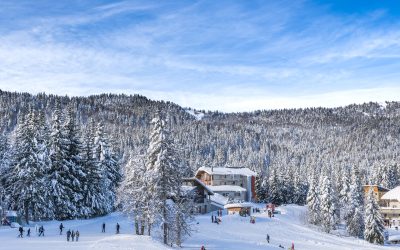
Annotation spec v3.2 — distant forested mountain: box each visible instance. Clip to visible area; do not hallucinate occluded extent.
[1,90,400,205]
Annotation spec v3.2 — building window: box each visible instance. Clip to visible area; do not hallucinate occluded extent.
[235,192,241,196]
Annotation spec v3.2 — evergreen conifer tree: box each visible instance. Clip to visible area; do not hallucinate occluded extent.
[320,174,338,232]
[364,188,385,244]
[307,172,320,225]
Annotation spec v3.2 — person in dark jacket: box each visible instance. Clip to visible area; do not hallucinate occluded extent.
[27,228,31,237]
[102,223,106,233]
[59,223,64,235]
[71,230,75,241]
[76,230,80,242]
[38,226,45,236]
[266,234,270,243]
[67,229,71,241]
[18,227,24,238]
[116,223,120,234]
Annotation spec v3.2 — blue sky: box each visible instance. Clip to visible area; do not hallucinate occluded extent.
[0,0,400,112]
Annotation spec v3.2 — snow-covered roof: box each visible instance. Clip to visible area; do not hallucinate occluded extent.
[210,193,229,207]
[182,177,214,195]
[196,167,257,177]
[224,202,253,209]
[381,186,400,201]
[209,185,247,192]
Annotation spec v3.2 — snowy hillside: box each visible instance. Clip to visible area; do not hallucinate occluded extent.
[185,204,398,250]
[185,108,205,121]
[1,205,398,250]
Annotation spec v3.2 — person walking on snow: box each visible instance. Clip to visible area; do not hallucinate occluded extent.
[59,223,64,235]
[18,226,24,238]
[71,230,75,241]
[27,228,31,237]
[266,234,270,243]
[116,223,120,234]
[38,226,44,236]
[66,229,71,242]
[211,214,214,223]
[102,222,106,233]
[76,230,80,242]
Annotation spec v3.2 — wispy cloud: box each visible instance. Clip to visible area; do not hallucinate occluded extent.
[0,0,399,111]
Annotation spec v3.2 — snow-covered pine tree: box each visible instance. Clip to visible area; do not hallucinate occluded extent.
[306,172,320,225]
[320,174,338,232]
[339,166,351,219]
[168,161,195,247]
[63,105,87,217]
[145,112,183,245]
[293,167,307,205]
[49,104,77,220]
[10,110,52,222]
[381,163,398,189]
[82,119,106,217]
[364,187,385,244]
[94,122,121,214]
[255,175,267,203]
[119,153,149,235]
[0,133,11,207]
[267,167,281,205]
[345,166,364,238]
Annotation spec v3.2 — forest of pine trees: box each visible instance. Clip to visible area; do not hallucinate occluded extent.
[0,90,399,244]
[0,104,120,222]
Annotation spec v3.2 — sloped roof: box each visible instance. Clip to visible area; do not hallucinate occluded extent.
[182,177,214,195]
[196,167,257,177]
[210,193,229,207]
[224,202,253,209]
[381,186,400,200]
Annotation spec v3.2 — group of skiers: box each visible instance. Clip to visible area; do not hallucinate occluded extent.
[17,225,44,238]
[66,229,80,242]
[17,222,123,241]
[60,223,79,242]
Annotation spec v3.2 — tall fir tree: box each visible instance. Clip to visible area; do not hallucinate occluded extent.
[307,172,320,225]
[10,110,53,222]
[268,168,281,205]
[118,153,149,235]
[345,166,364,238]
[94,122,121,214]
[320,174,338,232]
[64,105,87,216]
[145,113,185,245]
[82,119,106,217]
[49,104,77,220]
[364,188,385,244]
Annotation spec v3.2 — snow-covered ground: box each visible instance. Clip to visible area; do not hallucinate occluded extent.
[184,204,400,250]
[185,109,205,121]
[0,212,168,250]
[1,205,399,250]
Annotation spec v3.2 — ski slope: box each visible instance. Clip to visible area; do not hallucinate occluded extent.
[0,212,168,250]
[1,205,398,249]
[185,204,399,250]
